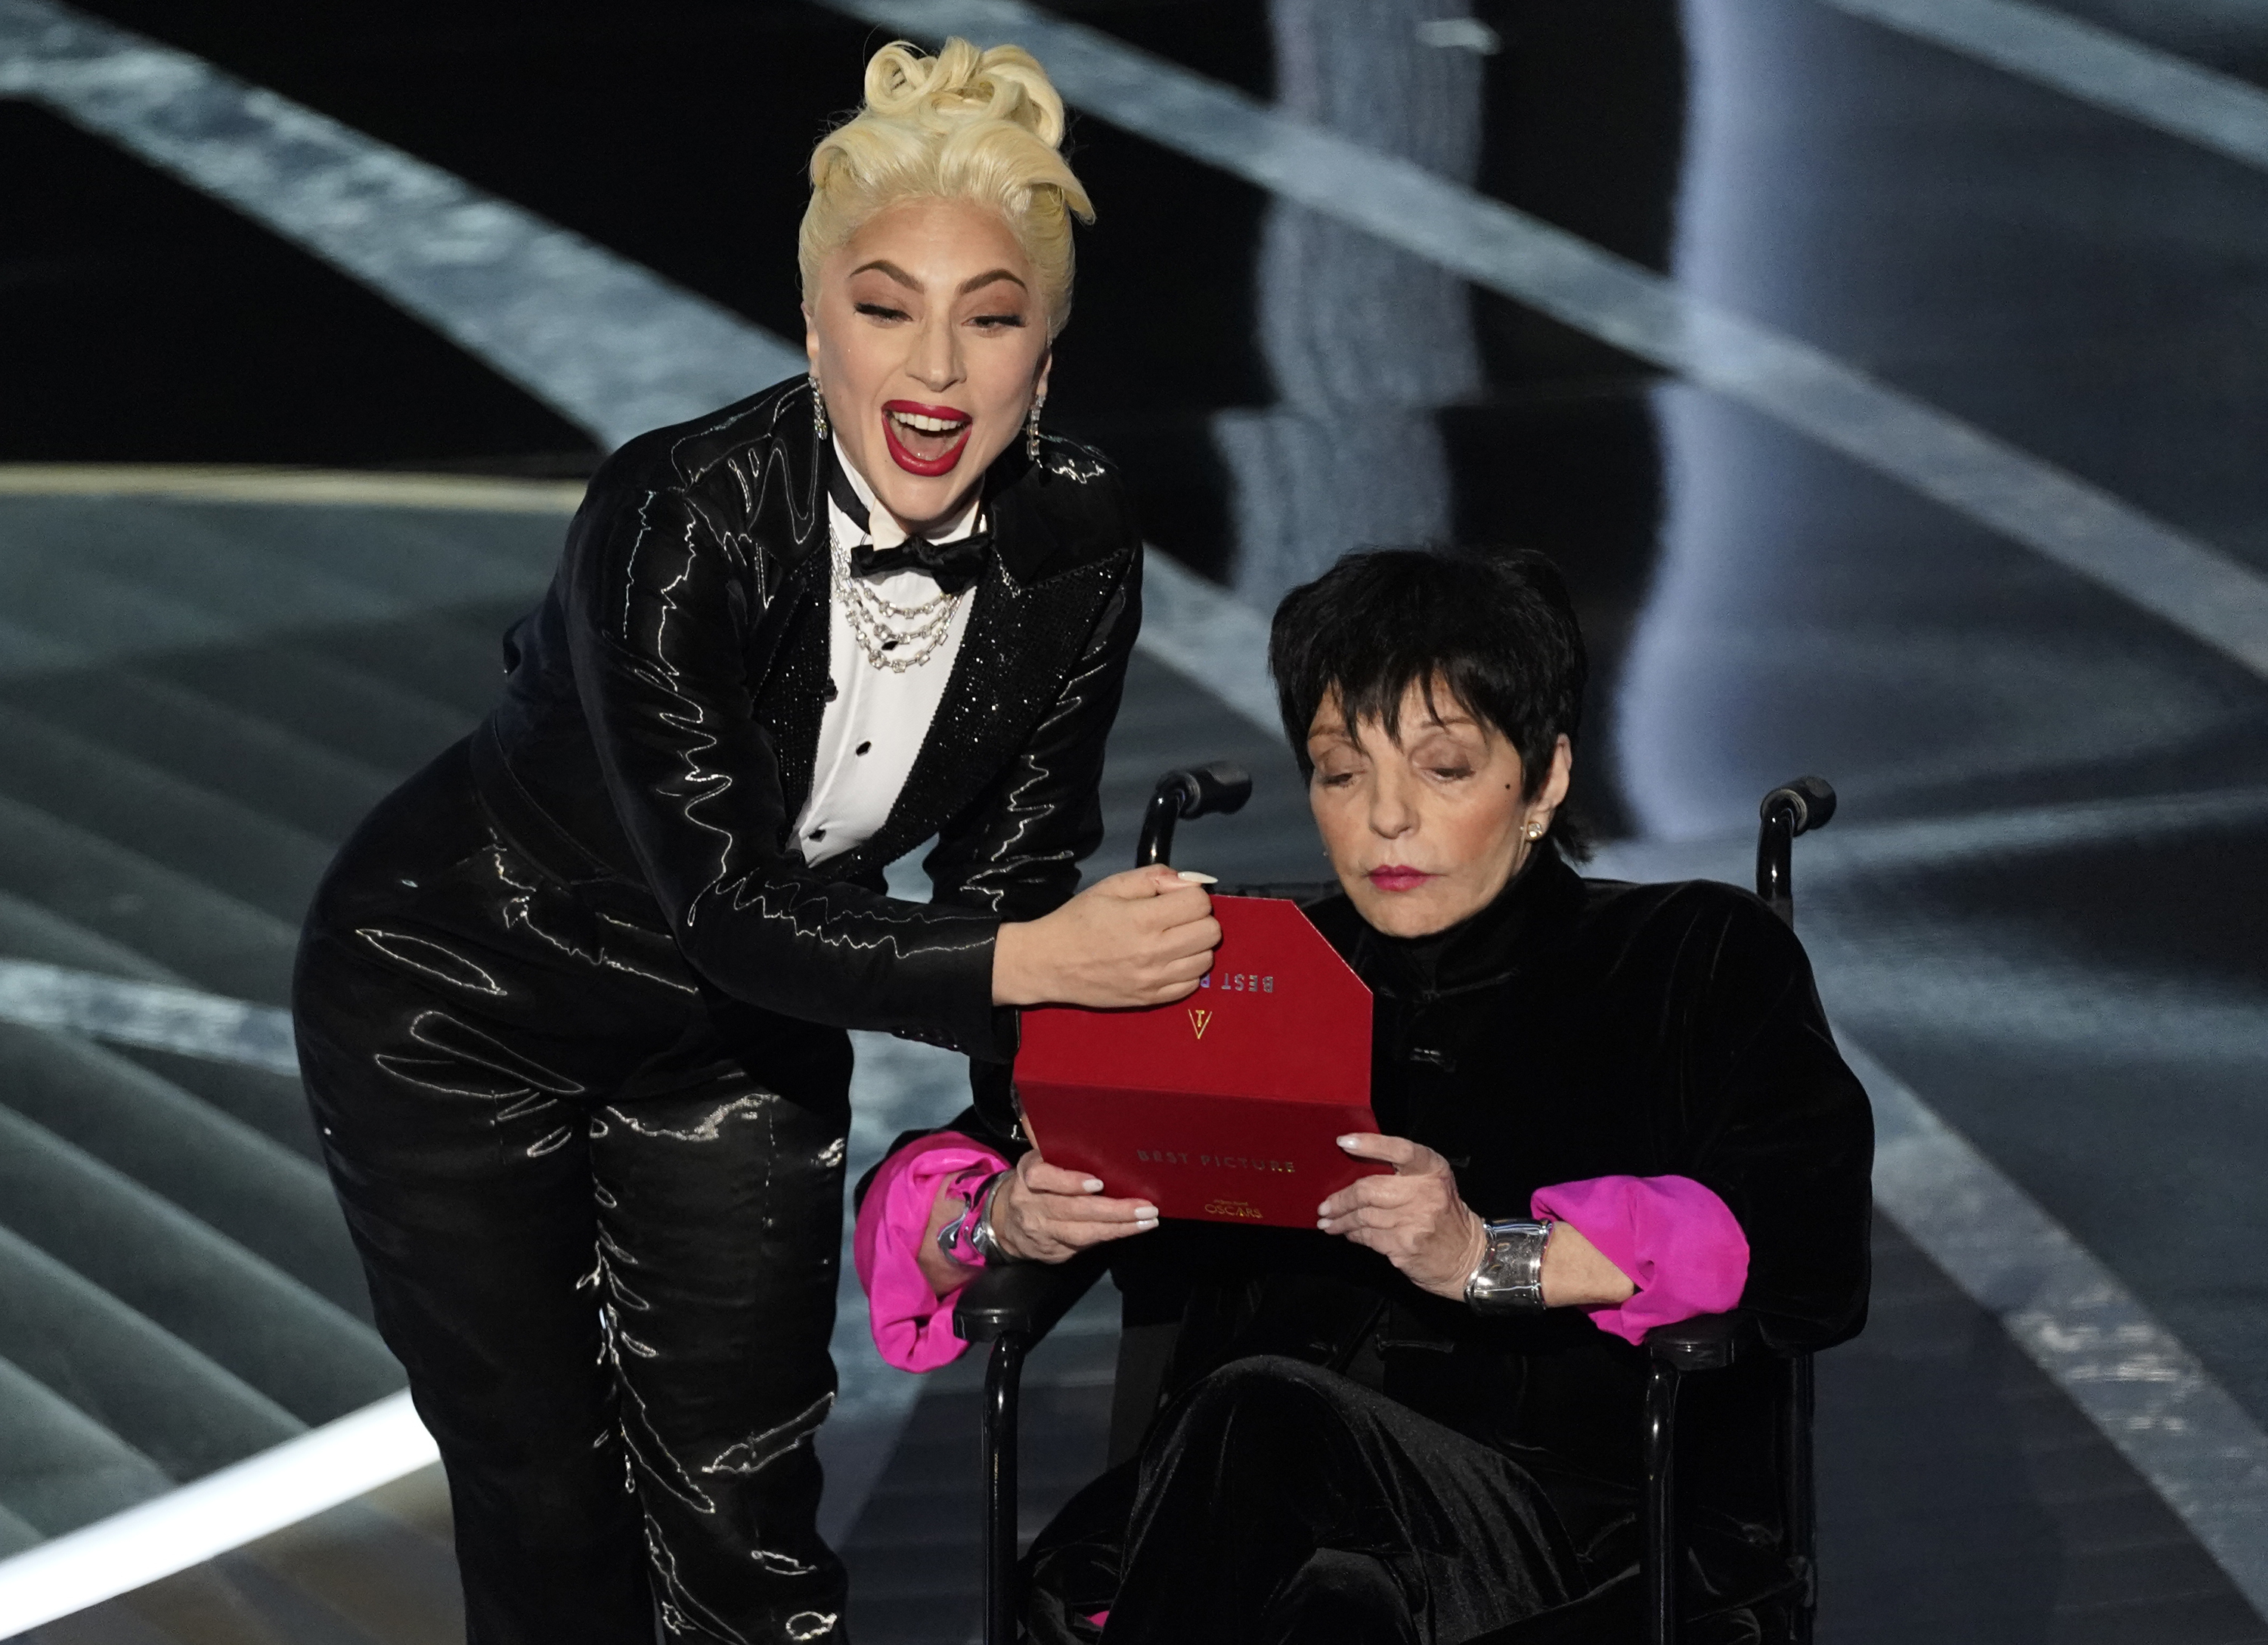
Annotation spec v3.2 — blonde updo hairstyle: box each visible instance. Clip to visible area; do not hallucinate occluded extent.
[800,39,1094,338]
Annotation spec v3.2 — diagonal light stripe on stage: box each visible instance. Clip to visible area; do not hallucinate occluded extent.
[0,0,802,450]
[1849,1042,2268,1604]
[1811,0,2268,176]
[0,1391,436,1640]
[0,959,301,1074]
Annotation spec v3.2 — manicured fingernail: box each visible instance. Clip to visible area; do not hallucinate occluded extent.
[1135,1206,1158,1219]
[1336,1135,1358,1148]
[1136,1217,1159,1230]
[1176,870,1217,884]
[1081,1178,1105,1193]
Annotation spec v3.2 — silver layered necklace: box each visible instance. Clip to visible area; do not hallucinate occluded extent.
[830,530,969,673]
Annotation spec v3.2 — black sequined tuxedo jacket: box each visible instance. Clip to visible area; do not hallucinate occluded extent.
[291,376,1142,1645]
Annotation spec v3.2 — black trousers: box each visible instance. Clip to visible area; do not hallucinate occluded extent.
[1026,1356,1588,1645]
[295,742,855,1644]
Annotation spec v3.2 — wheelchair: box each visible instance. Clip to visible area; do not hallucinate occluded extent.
[953,766,1839,1645]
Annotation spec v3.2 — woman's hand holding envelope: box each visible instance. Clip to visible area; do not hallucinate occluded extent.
[992,865,1221,1008]
[916,1149,1160,1293]
[989,1151,1162,1260]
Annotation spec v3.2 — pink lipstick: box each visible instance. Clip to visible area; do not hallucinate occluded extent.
[1366,866,1436,893]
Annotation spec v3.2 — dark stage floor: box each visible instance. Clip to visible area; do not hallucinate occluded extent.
[2,1,2266,1640]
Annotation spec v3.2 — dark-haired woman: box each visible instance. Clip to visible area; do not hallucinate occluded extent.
[853,548,1873,1643]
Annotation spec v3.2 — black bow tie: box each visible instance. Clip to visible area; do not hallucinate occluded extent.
[826,451,991,596]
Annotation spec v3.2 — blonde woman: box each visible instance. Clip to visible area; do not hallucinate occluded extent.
[293,40,1216,1644]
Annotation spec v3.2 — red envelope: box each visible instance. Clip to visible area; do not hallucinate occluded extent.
[1015,896,1383,1226]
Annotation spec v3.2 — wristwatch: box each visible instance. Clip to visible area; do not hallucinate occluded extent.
[936,1169,1012,1269]
[1464,1217,1553,1313]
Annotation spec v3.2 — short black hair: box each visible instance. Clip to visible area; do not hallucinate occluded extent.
[1269,546,1588,844]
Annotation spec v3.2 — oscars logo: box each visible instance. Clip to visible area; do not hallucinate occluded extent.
[1188,1008,1212,1040]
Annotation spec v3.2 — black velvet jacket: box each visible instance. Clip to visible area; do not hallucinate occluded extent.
[476,376,1141,1064]
[891,854,1873,1613]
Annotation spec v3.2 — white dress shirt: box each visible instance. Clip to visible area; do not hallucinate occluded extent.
[791,441,980,866]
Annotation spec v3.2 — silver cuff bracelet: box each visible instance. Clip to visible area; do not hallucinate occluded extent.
[1464,1218,1553,1313]
[936,1169,1011,1269]
[967,1171,1014,1265]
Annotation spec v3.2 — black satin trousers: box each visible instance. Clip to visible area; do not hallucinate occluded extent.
[294,742,855,1645]
[1025,1356,1588,1645]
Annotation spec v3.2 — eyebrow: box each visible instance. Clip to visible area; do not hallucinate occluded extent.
[849,259,919,289]
[1311,714,1481,754]
[959,268,1027,296]
[847,261,1027,299]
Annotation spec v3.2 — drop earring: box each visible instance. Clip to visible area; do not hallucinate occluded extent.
[1026,394,1046,461]
[809,373,829,442]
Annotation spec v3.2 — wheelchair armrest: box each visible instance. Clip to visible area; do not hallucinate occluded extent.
[1644,1310,1765,1372]
[953,1247,1111,1345]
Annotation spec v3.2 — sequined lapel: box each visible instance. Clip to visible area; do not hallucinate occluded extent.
[750,556,830,833]
[841,562,1064,874]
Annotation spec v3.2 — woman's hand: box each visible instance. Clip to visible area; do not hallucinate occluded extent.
[992,866,1220,1008]
[1317,1135,1487,1301]
[989,1149,1160,1262]
[1317,1135,1639,1308]
[917,1149,1157,1293]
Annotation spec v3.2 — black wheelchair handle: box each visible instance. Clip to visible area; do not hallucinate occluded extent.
[1758,775,1837,835]
[1185,759,1254,816]
[1644,1309,1763,1372]
[1756,777,1833,928]
[1136,761,1253,867]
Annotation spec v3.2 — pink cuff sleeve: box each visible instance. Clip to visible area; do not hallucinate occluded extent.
[1529,1175,1749,1346]
[853,1133,1011,1373]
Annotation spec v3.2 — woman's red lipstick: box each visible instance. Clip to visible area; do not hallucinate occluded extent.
[881,399,974,476]
[1367,866,1436,892]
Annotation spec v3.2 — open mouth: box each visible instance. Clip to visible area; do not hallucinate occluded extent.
[881,400,974,476]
